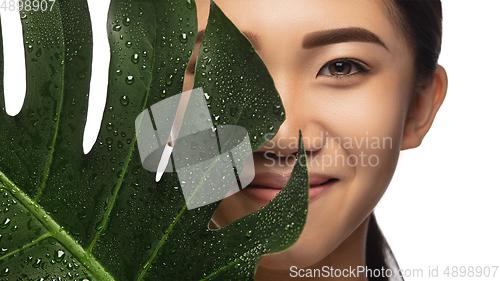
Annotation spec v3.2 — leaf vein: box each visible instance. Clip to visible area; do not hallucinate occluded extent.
[33,4,66,204]
[0,171,115,280]
[87,10,159,254]
[0,233,51,261]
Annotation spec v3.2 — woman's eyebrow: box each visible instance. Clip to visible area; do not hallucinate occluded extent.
[196,29,260,49]
[302,27,388,51]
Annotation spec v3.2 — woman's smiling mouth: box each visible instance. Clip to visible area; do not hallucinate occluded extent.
[242,173,339,205]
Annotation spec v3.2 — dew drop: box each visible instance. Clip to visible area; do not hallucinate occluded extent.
[125,75,135,85]
[77,70,87,79]
[131,53,139,64]
[120,95,130,106]
[179,33,188,43]
[186,0,195,9]
[125,41,132,48]
[106,123,114,131]
[35,48,42,57]
[0,218,10,229]
[55,250,65,262]
[204,93,211,104]
[123,17,131,26]
[0,268,8,277]
[32,258,42,268]
[279,112,285,121]
[95,218,105,231]
[190,141,198,150]
[113,25,122,31]
[116,69,123,76]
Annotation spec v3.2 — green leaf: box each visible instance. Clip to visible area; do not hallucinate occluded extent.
[193,1,285,151]
[0,0,308,280]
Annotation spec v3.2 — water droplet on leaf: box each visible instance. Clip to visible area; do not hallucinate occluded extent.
[186,0,195,9]
[77,70,86,79]
[132,53,139,64]
[0,218,10,229]
[179,33,188,43]
[125,76,135,85]
[55,250,65,262]
[120,95,130,106]
[32,258,42,268]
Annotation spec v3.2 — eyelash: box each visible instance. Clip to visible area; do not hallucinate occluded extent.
[317,58,370,79]
[187,57,370,80]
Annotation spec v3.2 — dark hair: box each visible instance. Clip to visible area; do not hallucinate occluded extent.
[383,0,443,88]
[366,1,443,280]
[366,214,402,281]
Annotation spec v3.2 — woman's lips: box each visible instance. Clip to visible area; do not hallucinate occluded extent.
[241,173,339,205]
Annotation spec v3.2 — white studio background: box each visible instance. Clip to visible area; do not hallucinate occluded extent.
[2,1,499,280]
[376,1,500,280]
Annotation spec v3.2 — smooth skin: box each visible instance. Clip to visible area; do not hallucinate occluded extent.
[184,0,447,280]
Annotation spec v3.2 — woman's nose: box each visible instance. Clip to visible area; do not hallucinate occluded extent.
[255,77,327,157]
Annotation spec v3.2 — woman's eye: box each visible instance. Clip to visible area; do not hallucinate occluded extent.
[317,59,369,78]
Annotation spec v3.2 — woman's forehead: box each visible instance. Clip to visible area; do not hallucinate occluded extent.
[196,0,400,51]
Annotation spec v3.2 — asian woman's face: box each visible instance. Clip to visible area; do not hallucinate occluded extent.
[186,0,416,270]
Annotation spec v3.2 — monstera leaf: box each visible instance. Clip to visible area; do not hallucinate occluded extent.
[0,0,309,280]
